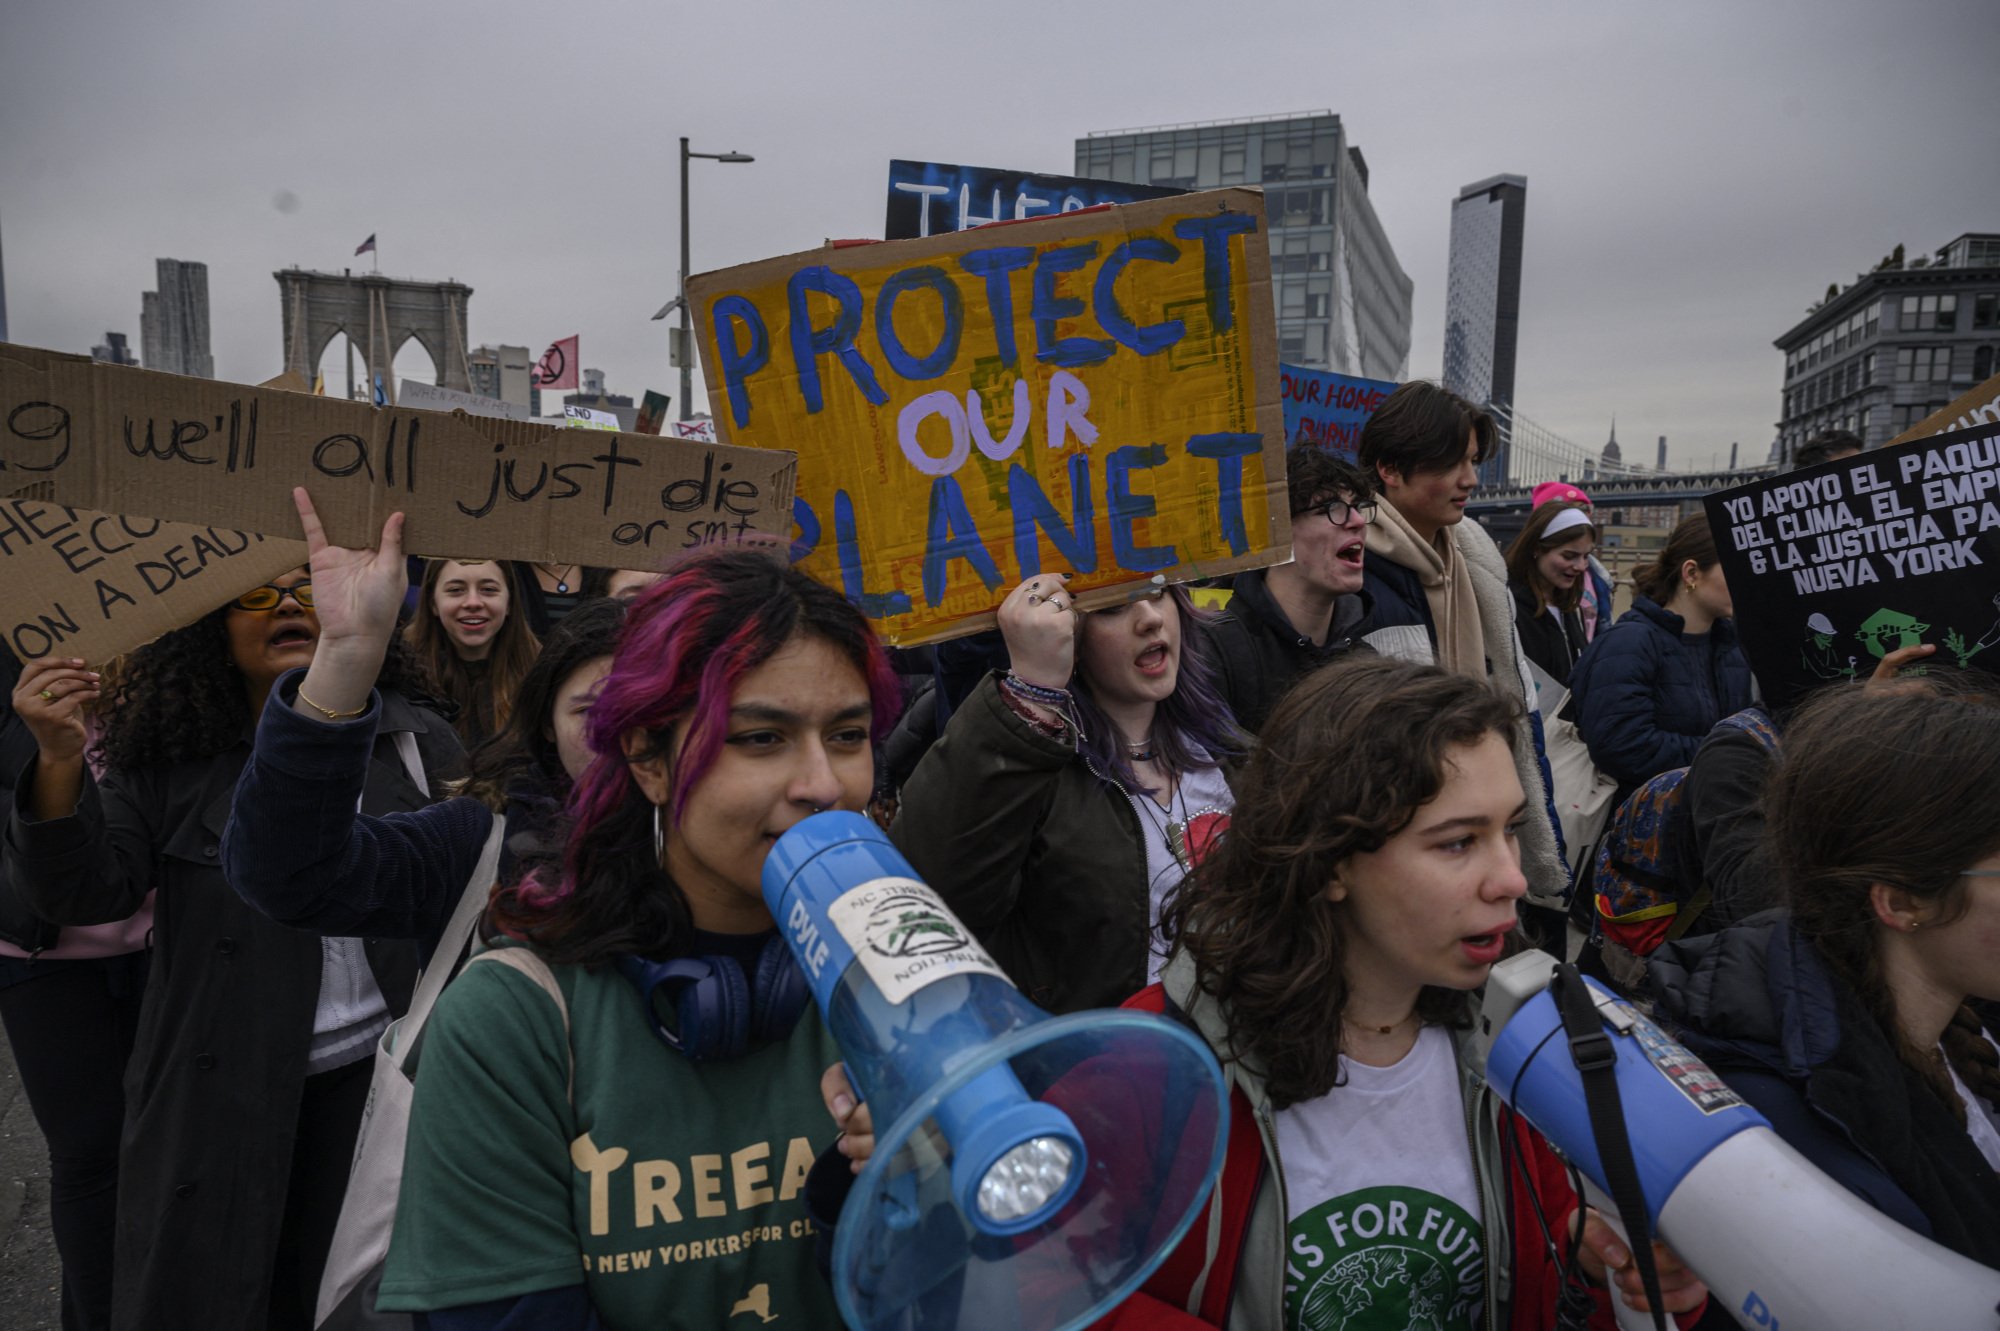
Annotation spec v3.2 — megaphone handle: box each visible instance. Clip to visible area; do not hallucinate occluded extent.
[1580,1180,1660,1331]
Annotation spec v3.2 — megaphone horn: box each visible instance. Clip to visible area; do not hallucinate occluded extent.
[764,813,1230,1331]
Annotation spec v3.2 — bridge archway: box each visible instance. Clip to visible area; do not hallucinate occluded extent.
[277,269,473,406]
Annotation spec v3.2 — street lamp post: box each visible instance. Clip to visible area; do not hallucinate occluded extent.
[679,137,754,421]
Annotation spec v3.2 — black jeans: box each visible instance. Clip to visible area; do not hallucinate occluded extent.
[0,952,150,1331]
[266,1053,374,1330]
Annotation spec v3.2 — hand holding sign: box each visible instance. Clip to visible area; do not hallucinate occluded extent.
[291,487,406,718]
[11,655,100,822]
[997,573,1075,690]
[11,656,100,763]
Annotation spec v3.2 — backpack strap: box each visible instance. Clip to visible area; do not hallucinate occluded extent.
[465,948,575,1102]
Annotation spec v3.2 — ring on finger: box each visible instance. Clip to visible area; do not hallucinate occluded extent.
[36,688,54,702]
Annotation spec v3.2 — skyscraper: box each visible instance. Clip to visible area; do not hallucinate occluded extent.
[139,258,213,377]
[1443,175,1527,482]
[1074,111,1412,380]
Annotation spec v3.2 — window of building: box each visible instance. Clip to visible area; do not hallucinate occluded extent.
[1220,146,1244,179]
[1897,346,1953,381]
[1900,293,1960,331]
[1977,345,1996,381]
[1858,406,1872,439]
[1975,294,1999,329]
[1280,331,1306,359]
[1845,359,1860,394]
[1864,351,1875,386]
[1866,302,1880,337]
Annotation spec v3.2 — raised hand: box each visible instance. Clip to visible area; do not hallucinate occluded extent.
[996,573,1077,689]
[11,657,101,765]
[293,487,407,651]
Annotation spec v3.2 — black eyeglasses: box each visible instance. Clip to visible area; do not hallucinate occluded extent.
[1311,496,1377,527]
[232,581,314,611]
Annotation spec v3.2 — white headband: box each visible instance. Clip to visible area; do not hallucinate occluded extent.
[1542,507,1594,540]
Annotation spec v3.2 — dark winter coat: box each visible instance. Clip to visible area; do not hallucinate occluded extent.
[1678,715,1785,934]
[890,672,1157,1014]
[1200,570,1370,735]
[1509,579,1587,690]
[1568,596,1754,799]
[3,687,461,1330]
[1648,915,2000,1267]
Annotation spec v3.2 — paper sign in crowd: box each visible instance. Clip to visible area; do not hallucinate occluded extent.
[690,188,1290,644]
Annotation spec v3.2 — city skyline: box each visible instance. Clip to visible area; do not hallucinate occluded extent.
[1,0,1991,475]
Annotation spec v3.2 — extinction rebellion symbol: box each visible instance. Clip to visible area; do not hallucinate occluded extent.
[863,890,971,960]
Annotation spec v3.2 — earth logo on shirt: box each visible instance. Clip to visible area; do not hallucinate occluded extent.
[1284,1185,1484,1330]
[862,890,972,959]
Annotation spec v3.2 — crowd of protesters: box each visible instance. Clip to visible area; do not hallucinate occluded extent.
[0,396,1992,1330]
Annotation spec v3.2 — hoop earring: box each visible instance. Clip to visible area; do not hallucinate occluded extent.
[652,804,664,862]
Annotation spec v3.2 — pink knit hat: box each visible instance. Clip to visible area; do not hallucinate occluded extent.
[1532,481,1592,509]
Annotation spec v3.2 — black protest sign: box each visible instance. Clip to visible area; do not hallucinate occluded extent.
[1704,421,2000,708]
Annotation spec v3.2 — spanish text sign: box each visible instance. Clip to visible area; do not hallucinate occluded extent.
[690,189,1289,645]
[1704,421,2000,709]
[0,344,797,568]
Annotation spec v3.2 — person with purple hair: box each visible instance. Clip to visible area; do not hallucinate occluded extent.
[890,574,1244,1014]
[221,490,903,1329]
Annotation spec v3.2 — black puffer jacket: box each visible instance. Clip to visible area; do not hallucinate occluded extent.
[1201,570,1370,735]
[1648,914,2000,1267]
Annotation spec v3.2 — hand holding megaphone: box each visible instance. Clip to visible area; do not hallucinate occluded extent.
[768,813,1229,1331]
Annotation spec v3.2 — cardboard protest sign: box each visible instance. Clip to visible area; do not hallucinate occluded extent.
[886,160,1184,240]
[1704,420,2000,708]
[0,343,797,569]
[691,188,1289,645]
[0,498,305,664]
[563,405,621,431]
[1279,364,1396,462]
[399,379,537,423]
[669,419,718,442]
[1887,368,2000,446]
[635,390,671,436]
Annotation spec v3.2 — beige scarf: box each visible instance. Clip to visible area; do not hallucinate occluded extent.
[1366,498,1486,676]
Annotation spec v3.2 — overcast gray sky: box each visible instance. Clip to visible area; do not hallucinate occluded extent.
[3,0,1993,473]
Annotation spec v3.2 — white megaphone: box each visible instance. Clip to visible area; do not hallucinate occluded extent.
[763,812,1230,1331]
[1471,951,2000,1331]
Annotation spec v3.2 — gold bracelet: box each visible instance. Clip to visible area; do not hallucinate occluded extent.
[295,685,367,721]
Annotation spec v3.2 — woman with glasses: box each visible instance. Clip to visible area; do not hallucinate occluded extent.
[3,565,462,1330]
[1649,675,2000,1267]
[891,571,1243,1014]
[1503,501,1597,695]
[1203,446,1376,735]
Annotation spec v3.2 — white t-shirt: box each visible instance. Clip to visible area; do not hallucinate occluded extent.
[1274,1024,1486,1330]
[1125,763,1233,982]
[1946,1035,2000,1173]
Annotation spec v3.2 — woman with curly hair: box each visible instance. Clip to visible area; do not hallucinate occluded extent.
[4,563,462,1331]
[402,557,541,749]
[1094,656,1706,1328]
[221,492,900,1327]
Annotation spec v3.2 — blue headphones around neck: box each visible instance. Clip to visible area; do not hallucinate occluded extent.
[614,938,810,1062]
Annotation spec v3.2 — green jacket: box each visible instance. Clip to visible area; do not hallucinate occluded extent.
[889,672,1151,1015]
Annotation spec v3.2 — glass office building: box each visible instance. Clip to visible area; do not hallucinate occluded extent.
[1075,111,1412,380]
[1444,174,1528,483]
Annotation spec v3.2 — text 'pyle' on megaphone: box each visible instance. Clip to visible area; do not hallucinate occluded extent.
[764,813,1230,1331]
[1472,951,2000,1331]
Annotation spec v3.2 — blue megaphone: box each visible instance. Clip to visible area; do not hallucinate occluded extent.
[764,813,1229,1331]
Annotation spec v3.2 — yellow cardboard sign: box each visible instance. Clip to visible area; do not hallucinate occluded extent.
[690,188,1289,644]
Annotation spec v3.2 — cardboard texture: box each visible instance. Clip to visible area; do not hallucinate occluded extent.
[1703,420,2000,709]
[0,498,307,664]
[1887,369,2000,446]
[0,343,797,569]
[690,188,1290,645]
[1279,363,1397,462]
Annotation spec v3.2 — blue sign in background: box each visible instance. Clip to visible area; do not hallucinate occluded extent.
[1278,363,1398,463]
[885,160,1184,240]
